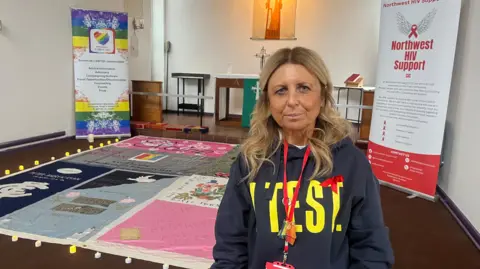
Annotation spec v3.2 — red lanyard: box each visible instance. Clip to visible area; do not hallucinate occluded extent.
[282,139,311,258]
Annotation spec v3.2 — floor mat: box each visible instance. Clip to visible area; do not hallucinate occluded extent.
[114,135,236,158]
[0,136,238,268]
[67,146,217,175]
[0,170,178,242]
[90,175,227,268]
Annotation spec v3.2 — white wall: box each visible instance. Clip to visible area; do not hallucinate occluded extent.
[125,0,165,104]
[161,0,380,117]
[0,0,125,144]
[125,0,154,81]
[439,0,480,232]
[151,0,165,82]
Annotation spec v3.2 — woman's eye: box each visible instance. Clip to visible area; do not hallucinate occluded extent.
[298,85,310,92]
[275,88,286,95]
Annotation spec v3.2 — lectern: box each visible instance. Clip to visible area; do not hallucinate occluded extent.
[131,80,163,123]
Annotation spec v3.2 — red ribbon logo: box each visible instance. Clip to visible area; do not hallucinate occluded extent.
[409,24,418,38]
[320,175,344,194]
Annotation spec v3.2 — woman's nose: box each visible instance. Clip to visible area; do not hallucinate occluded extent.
[286,87,299,106]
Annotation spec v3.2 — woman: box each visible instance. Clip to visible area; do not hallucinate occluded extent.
[211,47,394,269]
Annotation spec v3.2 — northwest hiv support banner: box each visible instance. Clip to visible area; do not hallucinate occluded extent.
[71,8,131,138]
[368,0,461,199]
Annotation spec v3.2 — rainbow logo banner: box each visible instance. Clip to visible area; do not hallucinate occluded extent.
[71,8,131,138]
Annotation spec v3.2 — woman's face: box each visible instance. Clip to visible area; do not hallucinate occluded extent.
[267,63,322,132]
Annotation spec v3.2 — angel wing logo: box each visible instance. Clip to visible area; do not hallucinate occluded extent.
[396,8,437,39]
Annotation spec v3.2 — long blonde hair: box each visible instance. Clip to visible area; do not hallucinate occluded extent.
[240,47,353,182]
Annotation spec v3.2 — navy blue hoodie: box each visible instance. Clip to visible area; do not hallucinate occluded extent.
[211,137,394,269]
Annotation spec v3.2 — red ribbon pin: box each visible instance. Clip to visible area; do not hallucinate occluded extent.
[409,24,418,38]
[321,175,344,194]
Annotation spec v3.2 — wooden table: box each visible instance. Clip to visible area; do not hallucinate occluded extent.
[214,74,259,127]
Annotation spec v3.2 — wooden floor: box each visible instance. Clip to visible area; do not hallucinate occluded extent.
[134,112,366,149]
[135,112,250,144]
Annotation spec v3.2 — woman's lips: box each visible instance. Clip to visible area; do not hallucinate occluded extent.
[285,113,302,119]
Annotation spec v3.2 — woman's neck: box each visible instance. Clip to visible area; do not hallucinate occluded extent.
[283,130,311,146]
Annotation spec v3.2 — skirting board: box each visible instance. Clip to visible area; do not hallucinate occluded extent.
[163,110,244,120]
[437,186,480,251]
[163,110,213,116]
[0,131,67,152]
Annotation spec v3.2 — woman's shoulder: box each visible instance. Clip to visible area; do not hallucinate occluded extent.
[331,137,372,176]
[229,150,276,184]
[228,152,249,181]
[331,136,366,156]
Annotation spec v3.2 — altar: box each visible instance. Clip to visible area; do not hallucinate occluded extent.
[214,73,260,128]
[213,73,376,142]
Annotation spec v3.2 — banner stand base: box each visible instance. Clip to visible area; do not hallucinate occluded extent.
[379,180,438,202]
[75,134,132,140]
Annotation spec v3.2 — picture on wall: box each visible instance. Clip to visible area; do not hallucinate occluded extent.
[251,0,297,40]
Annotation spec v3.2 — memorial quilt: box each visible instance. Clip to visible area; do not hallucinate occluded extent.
[0,136,239,268]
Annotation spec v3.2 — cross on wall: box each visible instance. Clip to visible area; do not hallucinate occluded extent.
[255,46,270,70]
[252,81,262,100]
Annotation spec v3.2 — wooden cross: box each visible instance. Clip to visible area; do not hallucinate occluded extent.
[255,46,270,70]
[252,81,262,100]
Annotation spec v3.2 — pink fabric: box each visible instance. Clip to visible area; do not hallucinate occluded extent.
[99,200,217,259]
[115,136,234,158]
